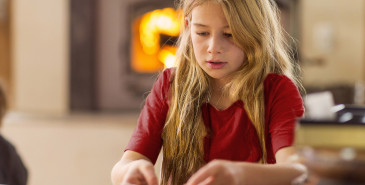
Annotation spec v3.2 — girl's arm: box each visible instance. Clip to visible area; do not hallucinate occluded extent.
[111,151,158,185]
[186,146,307,185]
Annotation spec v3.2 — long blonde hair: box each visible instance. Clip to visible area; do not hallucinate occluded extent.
[161,0,302,184]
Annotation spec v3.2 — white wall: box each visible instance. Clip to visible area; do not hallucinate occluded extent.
[11,0,69,115]
[300,0,365,86]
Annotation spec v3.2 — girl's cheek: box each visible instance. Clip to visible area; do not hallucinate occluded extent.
[191,35,199,42]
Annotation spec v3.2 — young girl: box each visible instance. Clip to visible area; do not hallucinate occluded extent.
[112,0,307,184]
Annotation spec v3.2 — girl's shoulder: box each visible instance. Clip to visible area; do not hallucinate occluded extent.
[264,73,300,94]
[264,73,296,87]
[155,67,175,86]
[160,67,176,81]
[265,72,289,81]
[155,67,176,99]
[264,73,304,117]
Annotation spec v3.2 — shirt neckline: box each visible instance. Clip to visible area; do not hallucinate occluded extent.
[206,100,243,112]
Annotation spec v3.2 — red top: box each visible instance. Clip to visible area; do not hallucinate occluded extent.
[125,68,304,164]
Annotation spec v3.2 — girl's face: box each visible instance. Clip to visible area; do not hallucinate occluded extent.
[190,1,246,83]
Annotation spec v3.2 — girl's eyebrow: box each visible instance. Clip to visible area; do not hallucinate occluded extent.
[192,23,229,28]
[193,23,209,27]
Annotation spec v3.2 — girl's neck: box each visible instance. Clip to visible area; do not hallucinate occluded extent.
[210,79,226,98]
[209,77,236,110]
[211,77,228,90]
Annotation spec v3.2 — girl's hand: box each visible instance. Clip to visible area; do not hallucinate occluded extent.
[185,160,245,185]
[121,159,158,185]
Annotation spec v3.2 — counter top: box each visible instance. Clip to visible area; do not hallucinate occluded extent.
[296,123,365,148]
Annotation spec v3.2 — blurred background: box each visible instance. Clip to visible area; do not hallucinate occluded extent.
[0,0,364,184]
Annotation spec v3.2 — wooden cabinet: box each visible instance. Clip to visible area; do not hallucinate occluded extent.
[0,0,10,90]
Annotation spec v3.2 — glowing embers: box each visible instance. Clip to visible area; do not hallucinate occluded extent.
[131,8,180,73]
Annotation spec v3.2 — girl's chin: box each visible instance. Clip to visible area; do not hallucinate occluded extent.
[206,73,230,81]
[204,71,236,83]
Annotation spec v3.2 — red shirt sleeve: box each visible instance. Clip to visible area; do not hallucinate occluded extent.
[125,68,172,164]
[265,74,304,156]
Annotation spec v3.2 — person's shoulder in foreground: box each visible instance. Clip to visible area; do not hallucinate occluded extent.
[0,134,28,185]
[0,81,28,185]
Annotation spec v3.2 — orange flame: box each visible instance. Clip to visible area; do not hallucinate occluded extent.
[131,8,180,73]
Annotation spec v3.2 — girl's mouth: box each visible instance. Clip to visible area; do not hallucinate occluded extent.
[207,61,227,69]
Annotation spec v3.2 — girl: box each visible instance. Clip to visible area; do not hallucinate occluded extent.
[112,0,307,184]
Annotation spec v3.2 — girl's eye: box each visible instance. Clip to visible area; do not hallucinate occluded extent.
[224,33,233,37]
[196,32,209,36]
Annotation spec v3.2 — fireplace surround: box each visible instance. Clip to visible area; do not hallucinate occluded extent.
[70,0,297,111]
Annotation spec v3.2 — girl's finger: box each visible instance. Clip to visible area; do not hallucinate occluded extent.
[186,166,216,185]
[123,169,146,185]
[197,176,214,185]
[138,164,158,185]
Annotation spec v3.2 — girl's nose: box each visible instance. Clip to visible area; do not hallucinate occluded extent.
[207,36,223,54]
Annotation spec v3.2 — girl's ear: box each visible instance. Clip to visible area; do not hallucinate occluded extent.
[185,18,190,27]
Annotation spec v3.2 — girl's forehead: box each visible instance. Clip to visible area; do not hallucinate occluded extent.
[191,1,228,25]
[192,1,221,12]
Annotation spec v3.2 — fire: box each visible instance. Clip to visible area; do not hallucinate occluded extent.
[158,46,177,68]
[132,8,180,73]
